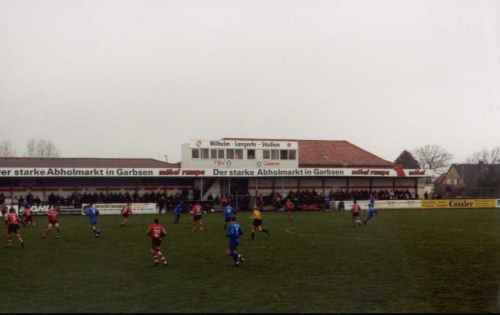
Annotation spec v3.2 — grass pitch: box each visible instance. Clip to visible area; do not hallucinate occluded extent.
[1,209,500,313]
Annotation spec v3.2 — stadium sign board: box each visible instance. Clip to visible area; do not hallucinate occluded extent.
[341,200,422,210]
[81,203,157,215]
[421,199,496,209]
[0,167,428,178]
[189,139,299,150]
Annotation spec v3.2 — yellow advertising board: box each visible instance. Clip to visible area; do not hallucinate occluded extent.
[421,199,496,209]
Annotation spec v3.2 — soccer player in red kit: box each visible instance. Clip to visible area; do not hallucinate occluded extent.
[6,208,24,248]
[147,218,168,266]
[351,200,362,227]
[120,203,133,227]
[42,206,61,239]
[190,202,205,232]
[22,205,35,227]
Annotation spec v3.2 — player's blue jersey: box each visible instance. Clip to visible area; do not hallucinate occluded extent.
[369,197,375,208]
[85,206,99,224]
[224,205,235,220]
[226,222,242,240]
[174,203,183,214]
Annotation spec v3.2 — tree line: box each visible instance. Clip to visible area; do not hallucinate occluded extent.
[0,139,60,158]
[398,144,500,175]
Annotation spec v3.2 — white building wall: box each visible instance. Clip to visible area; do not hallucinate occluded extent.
[181,139,299,169]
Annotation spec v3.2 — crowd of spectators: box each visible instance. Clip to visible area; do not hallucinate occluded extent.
[0,191,189,210]
[0,188,418,212]
[254,189,417,210]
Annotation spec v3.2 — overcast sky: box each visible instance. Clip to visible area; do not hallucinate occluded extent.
[1,0,499,163]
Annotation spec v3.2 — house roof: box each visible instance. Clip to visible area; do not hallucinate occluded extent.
[449,163,500,187]
[222,138,394,168]
[0,157,180,168]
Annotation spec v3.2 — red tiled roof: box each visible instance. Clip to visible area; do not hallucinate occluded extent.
[223,138,394,168]
[0,157,180,168]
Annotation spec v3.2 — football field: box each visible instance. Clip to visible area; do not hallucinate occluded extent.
[1,209,500,313]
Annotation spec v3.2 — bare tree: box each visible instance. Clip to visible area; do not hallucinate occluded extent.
[413,144,453,174]
[25,138,60,157]
[0,140,16,157]
[26,138,37,157]
[466,147,500,164]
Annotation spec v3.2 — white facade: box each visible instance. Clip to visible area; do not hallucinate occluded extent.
[181,139,299,169]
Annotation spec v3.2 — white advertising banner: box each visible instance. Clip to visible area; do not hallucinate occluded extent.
[190,139,299,150]
[341,200,422,210]
[0,167,428,178]
[81,203,157,215]
[497,199,500,208]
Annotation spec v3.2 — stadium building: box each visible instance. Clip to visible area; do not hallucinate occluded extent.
[0,138,429,204]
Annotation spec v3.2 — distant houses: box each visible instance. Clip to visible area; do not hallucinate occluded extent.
[435,162,500,198]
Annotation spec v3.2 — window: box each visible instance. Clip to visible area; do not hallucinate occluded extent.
[210,149,217,159]
[192,149,200,159]
[235,149,243,160]
[247,149,256,160]
[280,150,288,160]
[271,149,279,160]
[263,150,270,160]
[218,149,225,159]
[201,148,209,159]
[289,150,296,160]
[227,149,235,159]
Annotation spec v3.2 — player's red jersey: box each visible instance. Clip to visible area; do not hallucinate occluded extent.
[121,206,132,217]
[351,204,360,216]
[7,213,19,225]
[148,223,166,240]
[191,204,202,216]
[47,209,59,223]
[286,200,294,210]
[23,207,31,217]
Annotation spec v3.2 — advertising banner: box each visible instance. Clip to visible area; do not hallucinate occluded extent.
[340,200,422,210]
[0,167,428,178]
[81,203,157,215]
[190,139,299,150]
[421,199,496,209]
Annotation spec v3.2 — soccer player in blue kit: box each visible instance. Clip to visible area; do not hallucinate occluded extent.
[364,195,377,224]
[223,203,236,230]
[226,216,245,266]
[85,203,102,237]
[173,201,183,224]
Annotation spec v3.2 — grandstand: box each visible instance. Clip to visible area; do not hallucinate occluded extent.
[0,138,429,211]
